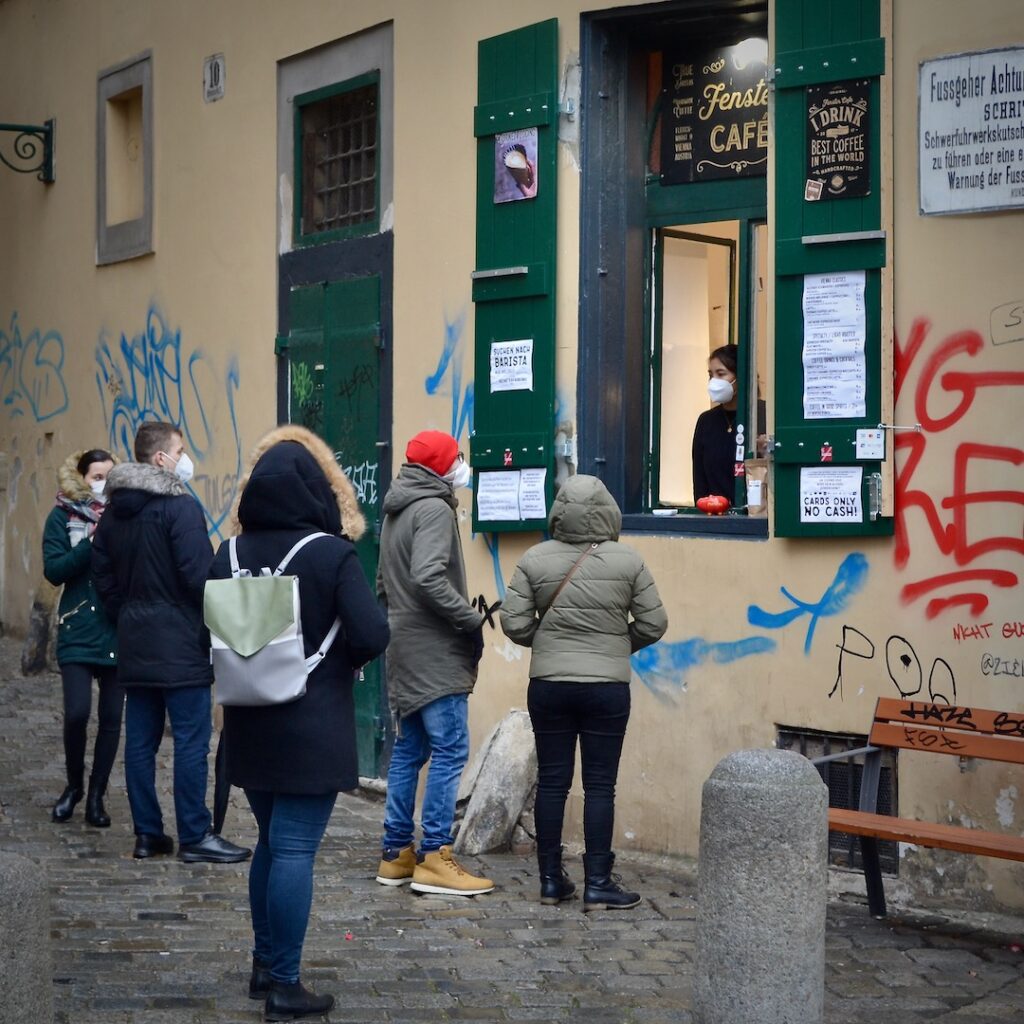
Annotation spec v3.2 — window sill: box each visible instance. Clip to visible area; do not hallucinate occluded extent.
[620,513,768,539]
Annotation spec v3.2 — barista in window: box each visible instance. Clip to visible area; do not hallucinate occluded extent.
[691,345,766,503]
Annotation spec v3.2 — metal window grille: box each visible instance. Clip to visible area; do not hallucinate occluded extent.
[300,83,377,235]
[776,725,899,875]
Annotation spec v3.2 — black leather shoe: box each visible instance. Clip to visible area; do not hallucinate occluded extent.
[264,980,335,1022]
[249,957,272,1000]
[85,784,111,828]
[52,785,84,822]
[177,831,251,864]
[133,833,175,858]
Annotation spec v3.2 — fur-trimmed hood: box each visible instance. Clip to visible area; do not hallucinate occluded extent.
[105,461,190,498]
[232,425,366,541]
[57,449,121,503]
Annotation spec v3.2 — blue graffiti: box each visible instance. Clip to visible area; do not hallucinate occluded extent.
[425,310,474,441]
[94,305,242,540]
[747,552,870,654]
[631,636,777,701]
[0,312,69,421]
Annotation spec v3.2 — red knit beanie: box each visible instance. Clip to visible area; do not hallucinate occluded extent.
[405,430,459,477]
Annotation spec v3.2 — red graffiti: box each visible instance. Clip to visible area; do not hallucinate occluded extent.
[894,318,1024,619]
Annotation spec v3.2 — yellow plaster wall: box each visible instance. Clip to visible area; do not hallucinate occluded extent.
[1,0,1021,908]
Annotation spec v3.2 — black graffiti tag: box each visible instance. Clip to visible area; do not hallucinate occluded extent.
[471,594,503,631]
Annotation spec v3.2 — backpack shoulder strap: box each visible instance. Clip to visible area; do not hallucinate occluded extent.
[274,532,330,575]
[228,536,241,577]
[305,616,344,671]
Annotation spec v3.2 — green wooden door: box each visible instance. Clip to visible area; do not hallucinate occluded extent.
[283,276,386,777]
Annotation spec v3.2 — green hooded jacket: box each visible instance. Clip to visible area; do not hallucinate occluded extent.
[376,463,484,718]
[500,475,667,682]
[41,451,118,668]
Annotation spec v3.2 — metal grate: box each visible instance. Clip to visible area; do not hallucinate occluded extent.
[777,725,899,875]
[300,82,377,235]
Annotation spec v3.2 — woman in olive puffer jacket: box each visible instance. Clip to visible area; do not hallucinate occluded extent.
[42,448,123,827]
[500,474,667,912]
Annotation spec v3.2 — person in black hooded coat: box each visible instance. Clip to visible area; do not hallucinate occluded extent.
[207,425,389,1021]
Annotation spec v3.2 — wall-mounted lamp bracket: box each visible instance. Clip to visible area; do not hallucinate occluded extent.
[0,119,55,182]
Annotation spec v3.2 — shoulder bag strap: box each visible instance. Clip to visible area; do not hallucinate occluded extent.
[540,542,600,621]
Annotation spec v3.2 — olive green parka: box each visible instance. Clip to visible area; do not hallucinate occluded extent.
[500,475,667,682]
[376,463,484,718]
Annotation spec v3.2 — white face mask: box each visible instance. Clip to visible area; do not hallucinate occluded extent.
[161,450,195,484]
[89,480,107,501]
[707,378,735,405]
[444,461,472,490]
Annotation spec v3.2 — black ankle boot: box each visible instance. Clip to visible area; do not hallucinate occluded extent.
[85,781,111,828]
[264,980,335,1022]
[582,852,641,912]
[52,784,84,823]
[249,956,272,1000]
[538,851,576,905]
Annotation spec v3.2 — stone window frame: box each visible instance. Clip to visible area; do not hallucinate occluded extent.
[96,50,153,265]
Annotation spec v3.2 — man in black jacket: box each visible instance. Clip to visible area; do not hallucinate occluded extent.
[92,421,249,864]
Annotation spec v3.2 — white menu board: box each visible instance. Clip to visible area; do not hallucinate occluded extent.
[800,466,863,523]
[920,48,1024,215]
[802,271,867,419]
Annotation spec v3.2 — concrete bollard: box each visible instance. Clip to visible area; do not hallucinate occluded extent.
[0,851,55,1021]
[693,749,828,1024]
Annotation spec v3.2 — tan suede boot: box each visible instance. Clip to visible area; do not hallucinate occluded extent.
[410,845,494,895]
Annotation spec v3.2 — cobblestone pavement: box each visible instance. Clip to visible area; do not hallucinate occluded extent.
[1,637,1023,1023]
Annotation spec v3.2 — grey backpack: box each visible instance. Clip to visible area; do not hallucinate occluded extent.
[204,533,341,707]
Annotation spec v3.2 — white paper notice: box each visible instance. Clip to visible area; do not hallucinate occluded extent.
[800,466,863,523]
[476,472,521,521]
[476,468,548,522]
[802,271,867,419]
[518,468,547,520]
[489,339,534,393]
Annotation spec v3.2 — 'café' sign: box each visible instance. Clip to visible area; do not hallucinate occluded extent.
[661,39,768,185]
[805,79,872,200]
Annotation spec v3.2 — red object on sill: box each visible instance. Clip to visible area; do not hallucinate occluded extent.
[697,495,731,515]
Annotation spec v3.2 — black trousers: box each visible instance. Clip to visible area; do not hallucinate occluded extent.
[527,678,630,858]
[60,663,125,791]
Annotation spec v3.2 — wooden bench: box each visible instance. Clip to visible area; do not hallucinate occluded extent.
[812,697,1024,917]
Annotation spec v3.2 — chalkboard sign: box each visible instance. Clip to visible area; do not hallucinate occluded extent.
[805,79,871,200]
[661,40,769,185]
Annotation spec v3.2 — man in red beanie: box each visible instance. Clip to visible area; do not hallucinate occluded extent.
[374,430,493,895]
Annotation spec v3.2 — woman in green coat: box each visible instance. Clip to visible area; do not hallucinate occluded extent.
[42,449,123,826]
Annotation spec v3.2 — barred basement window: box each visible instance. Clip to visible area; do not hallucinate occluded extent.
[776,725,899,875]
[295,73,379,242]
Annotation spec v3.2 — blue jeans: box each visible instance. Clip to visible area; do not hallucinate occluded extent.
[527,679,631,857]
[245,790,337,984]
[382,693,469,853]
[124,686,212,845]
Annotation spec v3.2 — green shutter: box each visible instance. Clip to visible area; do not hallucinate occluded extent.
[471,19,558,532]
[772,0,892,537]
